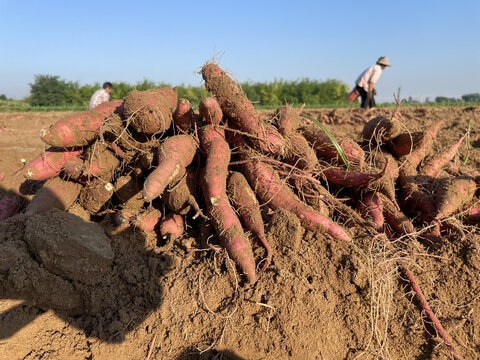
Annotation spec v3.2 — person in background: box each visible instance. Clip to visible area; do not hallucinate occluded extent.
[354,57,391,109]
[88,82,113,109]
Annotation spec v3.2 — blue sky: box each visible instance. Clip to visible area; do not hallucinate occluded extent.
[0,0,478,102]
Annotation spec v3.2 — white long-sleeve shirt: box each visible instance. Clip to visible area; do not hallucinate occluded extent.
[89,89,110,109]
[355,64,383,92]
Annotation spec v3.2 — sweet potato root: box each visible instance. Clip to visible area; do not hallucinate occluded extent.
[173,98,193,131]
[420,134,466,178]
[435,176,477,219]
[387,132,423,157]
[133,209,162,233]
[227,171,272,271]
[320,161,387,187]
[25,177,82,216]
[162,167,202,217]
[143,134,197,202]
[200,125,256,282]
[199,97,223,125]
[361,115,402,145]
[358,192,384,230]
[201,62,284,156]
[241,158,352,242]
[274,104,302,136]
[79,180,114,214]
[159,213,184,240]
[283,132,318,171]
[40,100,123,147]
[23,147,82,180]
[123,88,177,135]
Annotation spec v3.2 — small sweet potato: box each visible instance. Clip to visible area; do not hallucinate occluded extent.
[79,180,114,214]
[25,177,82,216]
[361,115,402,145]
[159,213,184,240]
[173,98,193,131]
[199,97,223,125]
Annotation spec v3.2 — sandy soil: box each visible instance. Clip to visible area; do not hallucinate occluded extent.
[1,107,480,360]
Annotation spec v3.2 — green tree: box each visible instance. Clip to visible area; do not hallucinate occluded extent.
[29,74,70,106]
[0,94,7,100]
[461,93,480,102]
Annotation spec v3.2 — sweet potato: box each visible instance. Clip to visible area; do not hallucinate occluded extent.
[25,177,82,216]
[82,142,120,180]
[398,174,437,221]
[283,132,318,171]
[162,167,202,217]
[420,134,466,178]
[123,88,177,135]
[400,120,445,174]
[241,158,352,242]
[62,157,84,180]
[361,115,402,145]
[199,97,223,125]
[300,124,364,167]
[79,180,114,214]
[159,213,184,240]
[114,208,140,229]
[133,209,162,233]
[201,63,284,156]
[227,171,272,271]
[319,161,387,187]
[274,104,302,136]
[143,134,197,202]
[23,147,82,180]
[40,100,123,147]
[387,132,423,157]
[380,194,416,236]
[435,176,477,219]
[173,98,193,131]
[358,192,384,230]
[114,174,144,209]
[200,124,256,282]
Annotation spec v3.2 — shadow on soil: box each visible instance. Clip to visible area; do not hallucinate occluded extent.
[0,183,173,344]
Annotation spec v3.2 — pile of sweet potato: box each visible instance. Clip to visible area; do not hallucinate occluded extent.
[2,62,479,357]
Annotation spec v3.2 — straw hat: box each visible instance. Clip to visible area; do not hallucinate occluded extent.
[377,56,391,66]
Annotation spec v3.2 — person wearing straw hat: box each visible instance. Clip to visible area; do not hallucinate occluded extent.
[354,56,391,108]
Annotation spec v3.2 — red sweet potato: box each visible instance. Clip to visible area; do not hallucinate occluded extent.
[420,134,466,178]
[400,120,445,174]
[358,192,384,230]
[201,63,284,156]
[133,209,162,233]
[398,174,437,221]
[40,100,123,147]
[241,158,352,242]
[274,104,302,136]
[79,180,114,214]
[387,132,423,157]
[283,132,318,171]
[173,98,193,131]
[159,213,184,240]
[434,176,477,219]
[62,157,84,180]
[25,177,82,216]
[227,171,272,271]
[23,147,82,180]
[114,174,144,209]
[300,124,364,167]
[380,194,416,236]
[143,134,197,202]
[361,115,402,145]
[162,167,202,217]
[200,124,256,282]
[319,161,387,187]
[123,88,177,135]
[82,142,120,180]
[199,97,223,125]
[114,208,140,229]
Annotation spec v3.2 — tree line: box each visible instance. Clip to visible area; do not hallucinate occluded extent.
[25,74,351,108]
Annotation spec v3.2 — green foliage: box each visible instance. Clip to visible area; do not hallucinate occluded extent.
[29,75,71,106]
[462,93,480,102]
[0,94,7,100]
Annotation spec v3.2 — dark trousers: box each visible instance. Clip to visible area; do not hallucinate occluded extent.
[355,85,376,109]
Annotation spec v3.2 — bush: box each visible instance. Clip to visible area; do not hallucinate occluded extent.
[29,75,71,106]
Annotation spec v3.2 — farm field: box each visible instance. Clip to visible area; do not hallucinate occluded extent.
[1,105,480,360]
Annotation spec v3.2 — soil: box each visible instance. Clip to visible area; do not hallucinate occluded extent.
[1,107,480,360]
